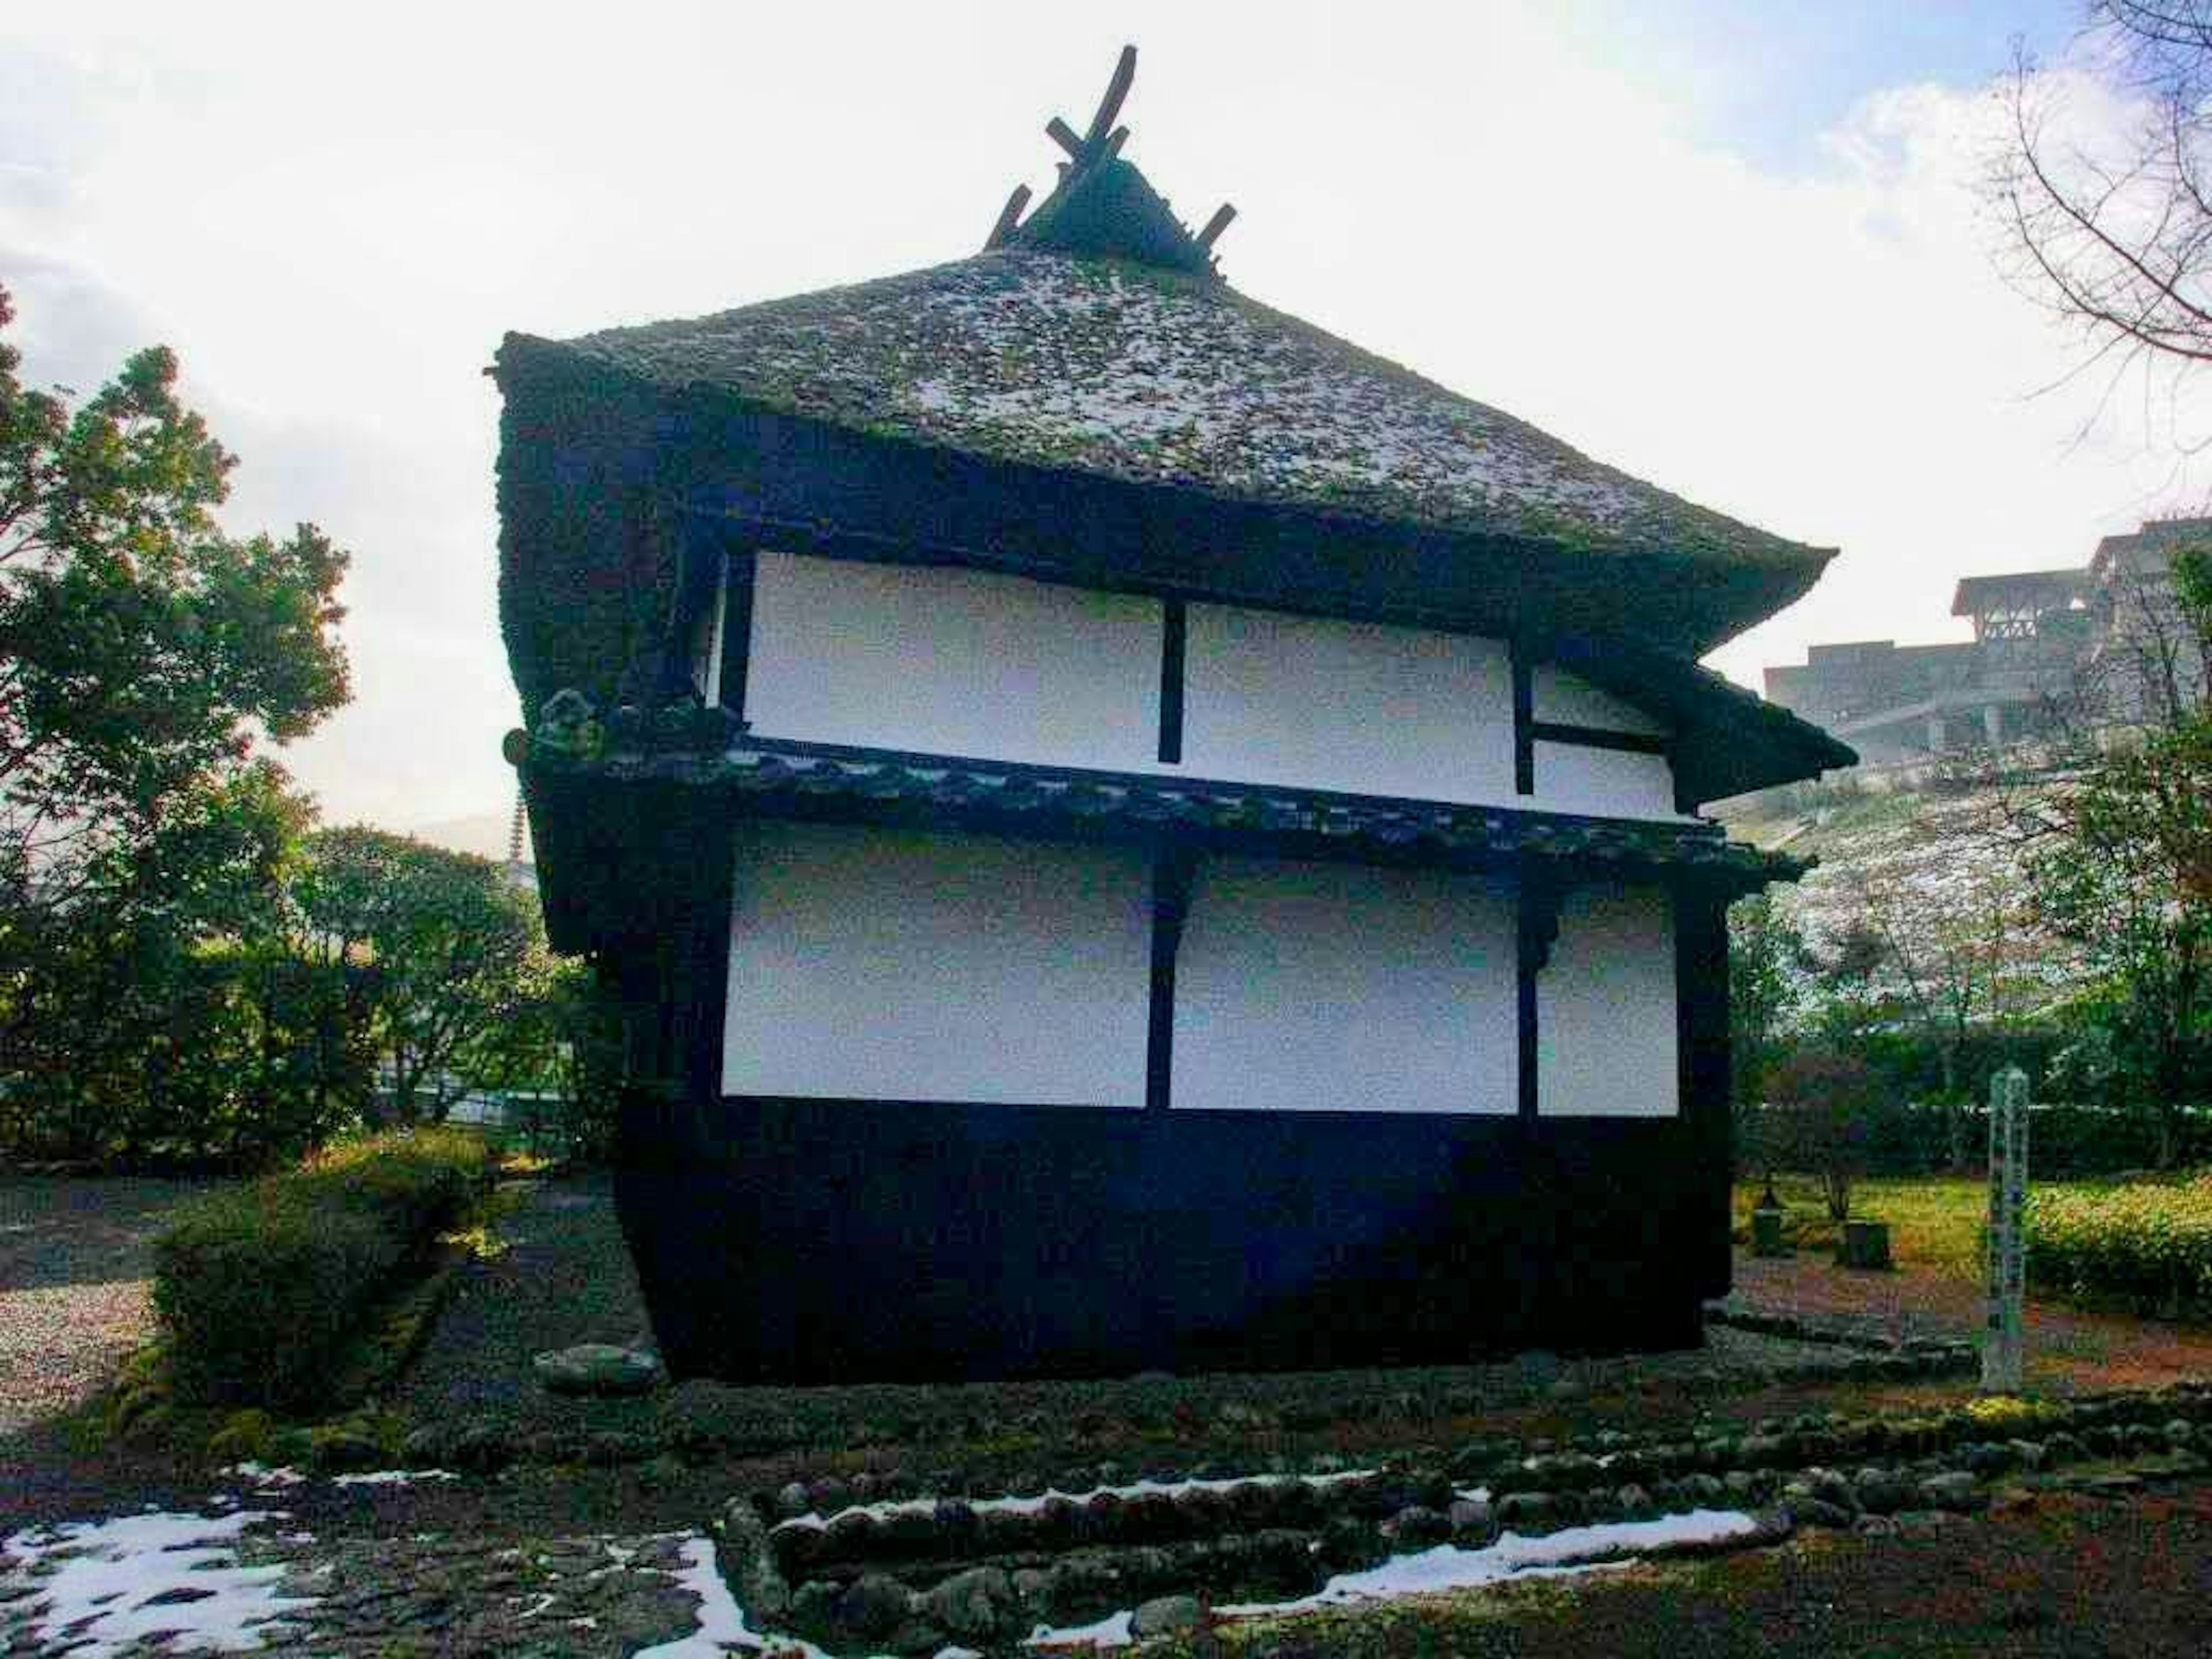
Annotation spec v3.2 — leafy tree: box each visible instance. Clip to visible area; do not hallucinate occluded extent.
[1728,892,1807,1153]
[1985,538,2212,1165]
[0,285,352,1162]
[0,284,348,916]
[1767,1047,1885,1223]
[465,956,625,1158]
[289,828,544,1123]
[1844,857,2033,1168]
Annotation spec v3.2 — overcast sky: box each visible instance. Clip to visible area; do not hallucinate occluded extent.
[5,0,2199,834]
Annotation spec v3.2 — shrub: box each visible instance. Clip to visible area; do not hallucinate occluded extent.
[153,1126,491,1409]
[2025,1175,2212,1320]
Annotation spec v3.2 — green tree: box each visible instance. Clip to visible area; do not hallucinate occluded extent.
[0,285,351,1161]
[1728,892,1806,1130]
[2001,540,2212,1165]
[290,828,543,1123]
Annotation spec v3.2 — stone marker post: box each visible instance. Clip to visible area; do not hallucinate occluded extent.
[1982,1066,2030,1393]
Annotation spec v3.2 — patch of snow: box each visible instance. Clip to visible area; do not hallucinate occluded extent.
[628,1535,831,1659]
[330,1468,459,1488]
[776,1467,1376,1533]
[0,1509,319,1657]
[1028,1609,1135,1650]
[1221,1509,1761,1616]
[225,1463,304,1488]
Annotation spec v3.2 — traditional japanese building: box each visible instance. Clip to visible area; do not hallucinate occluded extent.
[494,52,1854,1383]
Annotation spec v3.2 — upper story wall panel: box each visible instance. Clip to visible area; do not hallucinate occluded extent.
[745,551,1164,771]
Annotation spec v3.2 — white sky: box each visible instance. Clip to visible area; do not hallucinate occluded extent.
[5,1,2205,831]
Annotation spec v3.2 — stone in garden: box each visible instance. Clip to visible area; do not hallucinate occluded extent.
[1787,1496,1855,1530]
[309,1427,384,1472]
[533,1342,663,1396]
[1919,1472,1986,1513]
[790,1580,840,1629]
[1388,1505,1450,1546]
[925,1566,1017,1640]
[1495,1491,1552,1532]
[1131,1595,1203,1638]
[1449,1497,1499,1540]
[835,1573,915,1638]
[1853,1469,1913,1515]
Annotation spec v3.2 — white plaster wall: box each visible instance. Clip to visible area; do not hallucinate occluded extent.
[1537,886,1678,1118]
[1181,605,1516,804]
[1532,666,1667,736]
[1172,857,1517,1113]
[744,551,1163,769]
[722,822,1151,1105]
[1533,741,1681,819]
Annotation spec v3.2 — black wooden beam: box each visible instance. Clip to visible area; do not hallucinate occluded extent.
[1516,869,1562,1121]
[1158,597,1187,763]
[1146,850,1198,1112]
[1046,116,1085,160]
[1512,646,1536,797]
[1196,203,1237,251]
[1085,46,1138,150]
[1675,879,1734,1299]
[986,184,1032,249]
[1528,721,1669,756]
[715,546,757,722]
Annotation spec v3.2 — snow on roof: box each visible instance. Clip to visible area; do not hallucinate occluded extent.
[545,246,1820,573]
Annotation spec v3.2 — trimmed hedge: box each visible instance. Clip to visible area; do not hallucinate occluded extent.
[2027,1175,2212,1321]
[153,1127,492,1410]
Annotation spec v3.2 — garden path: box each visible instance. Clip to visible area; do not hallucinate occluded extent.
[1732,1249,2212,1392]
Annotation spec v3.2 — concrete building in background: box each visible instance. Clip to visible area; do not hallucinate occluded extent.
[1764,517,2208,763]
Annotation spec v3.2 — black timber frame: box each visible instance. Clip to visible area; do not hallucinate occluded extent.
[1157,597,1187,763]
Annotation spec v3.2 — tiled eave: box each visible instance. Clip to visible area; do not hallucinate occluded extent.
[522,727,1809,890]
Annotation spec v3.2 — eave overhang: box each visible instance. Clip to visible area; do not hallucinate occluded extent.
[520,727,1809,956]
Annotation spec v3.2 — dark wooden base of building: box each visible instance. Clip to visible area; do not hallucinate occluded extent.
[617,1093,1728,1384]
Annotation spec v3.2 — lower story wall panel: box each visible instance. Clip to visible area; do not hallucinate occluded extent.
[618,1096,1721,1384]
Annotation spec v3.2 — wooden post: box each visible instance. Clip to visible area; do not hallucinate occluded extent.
[1982,1065,2030,1393]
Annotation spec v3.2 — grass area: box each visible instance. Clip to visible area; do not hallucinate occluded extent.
[1734,1175,1991,1275]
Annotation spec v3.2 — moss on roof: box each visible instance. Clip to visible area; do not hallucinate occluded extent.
[540,246,1826,574]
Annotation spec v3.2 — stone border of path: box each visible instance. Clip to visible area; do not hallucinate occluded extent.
[703,1379,2212,1654]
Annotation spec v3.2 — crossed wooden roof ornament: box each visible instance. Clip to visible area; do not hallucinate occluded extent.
[985,45,1236,255]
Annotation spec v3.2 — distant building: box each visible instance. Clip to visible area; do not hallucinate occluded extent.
[1763,518,2206,763]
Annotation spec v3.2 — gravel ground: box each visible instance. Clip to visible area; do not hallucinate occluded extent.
[0,1177,218,1437]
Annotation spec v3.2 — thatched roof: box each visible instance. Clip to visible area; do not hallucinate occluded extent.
[539,225,1822,578]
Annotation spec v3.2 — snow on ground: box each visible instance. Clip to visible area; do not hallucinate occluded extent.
[225,1463,305,1488]
[329,1468,459,1487]
[1029,1609,1137,1650]
[0,1508,318,1657]
[631,1535,832,1659]
[774,1468,1377,1533]
[1023,1510,1763,1649]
